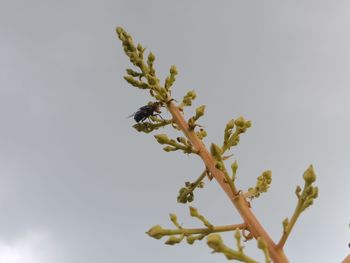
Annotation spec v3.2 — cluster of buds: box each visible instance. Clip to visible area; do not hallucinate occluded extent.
[279,165,318,248]
[133,117,172,133]
[177,170,207,204]
[146,207,216,246]
[116,27,175,103]
[245,171,272,199]
[154,134,198,154]
[298,165,319,211]
[180,90,197,108]
[222,117,252,153]
[188,105,206,129]
[206,230,270,262]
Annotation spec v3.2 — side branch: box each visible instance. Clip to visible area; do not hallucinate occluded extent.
[147,223,246,237]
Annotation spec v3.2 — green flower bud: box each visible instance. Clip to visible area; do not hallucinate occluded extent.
[234,116,246,127]
[257,237,267,250]
[207,234,223,251]
[170,65,178,75]
[154,134,169,144]
[169,213,177,222]
[188,90,196,99]
[226,119,235,130]
[116,27,123,35]
[245,120,252,128]
[210,143,222,160]
[147,74,157,85]
[165,235,183,245]
[195,105,206,119]
[186,235,196,244]
[189,206,198,217]
[148,52,155,62]
[234,229,241,240]
[303,165,316,185]
[163,146,175,152]
[231,161,238,174]
[146,225,165,239]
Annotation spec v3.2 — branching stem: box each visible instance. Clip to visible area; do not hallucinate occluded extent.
[160,223,245,236]
[166,101,289,263]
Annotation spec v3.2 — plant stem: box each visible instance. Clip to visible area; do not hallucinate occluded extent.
[166,101,289,263]
[342,253,350,263]
[277,201,303,248]
[160,223,245,236]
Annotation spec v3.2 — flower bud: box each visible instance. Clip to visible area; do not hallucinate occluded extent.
[210,143,222,161]
[195,105,206,119]
[207,234,223,251]
[234,116,246,127]
[170,65,178,75]
[148,52,155,62]
[165,235,183,245]
[226,119,235,130]
[146,225,165,239]
[163,146,175,152]
[189,206,198,217]
[154,134,169,144]
[257,237,267,250]
[303,165,316,185]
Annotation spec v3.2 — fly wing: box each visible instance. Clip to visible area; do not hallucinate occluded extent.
[127,105,150,118]
[127,112,136,119]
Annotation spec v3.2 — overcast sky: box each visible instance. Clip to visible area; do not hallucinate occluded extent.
[0,0,350,262]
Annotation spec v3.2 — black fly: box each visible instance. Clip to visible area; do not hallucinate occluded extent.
[129,102,163,123]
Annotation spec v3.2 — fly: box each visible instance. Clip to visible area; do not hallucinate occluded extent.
[129,102,163,123]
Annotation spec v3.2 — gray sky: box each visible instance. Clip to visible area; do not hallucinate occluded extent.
[0,0,349,262]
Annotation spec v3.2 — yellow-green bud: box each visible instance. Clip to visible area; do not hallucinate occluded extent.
[165,235,183,245]
[262,170,272,181]
[207,234,223,251]
[231,161,238,174]
[169,213,177,222]
[154,134,169,144]
[170,65,178,75]
[189,206,198,217]
[234,116,246,127]
[163,146,175,152]
[146,225,165,239]
[210,143,222,160]
[195,105,206,119]
[188,90,196,99]
[303,165,316,184]
[234,229,241,240]
[186,235,196,244]
[116,27,123,35]
[148,52,155,62]
[226,119,235,130]
[257,237,267,250]
[147,75,157,85]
